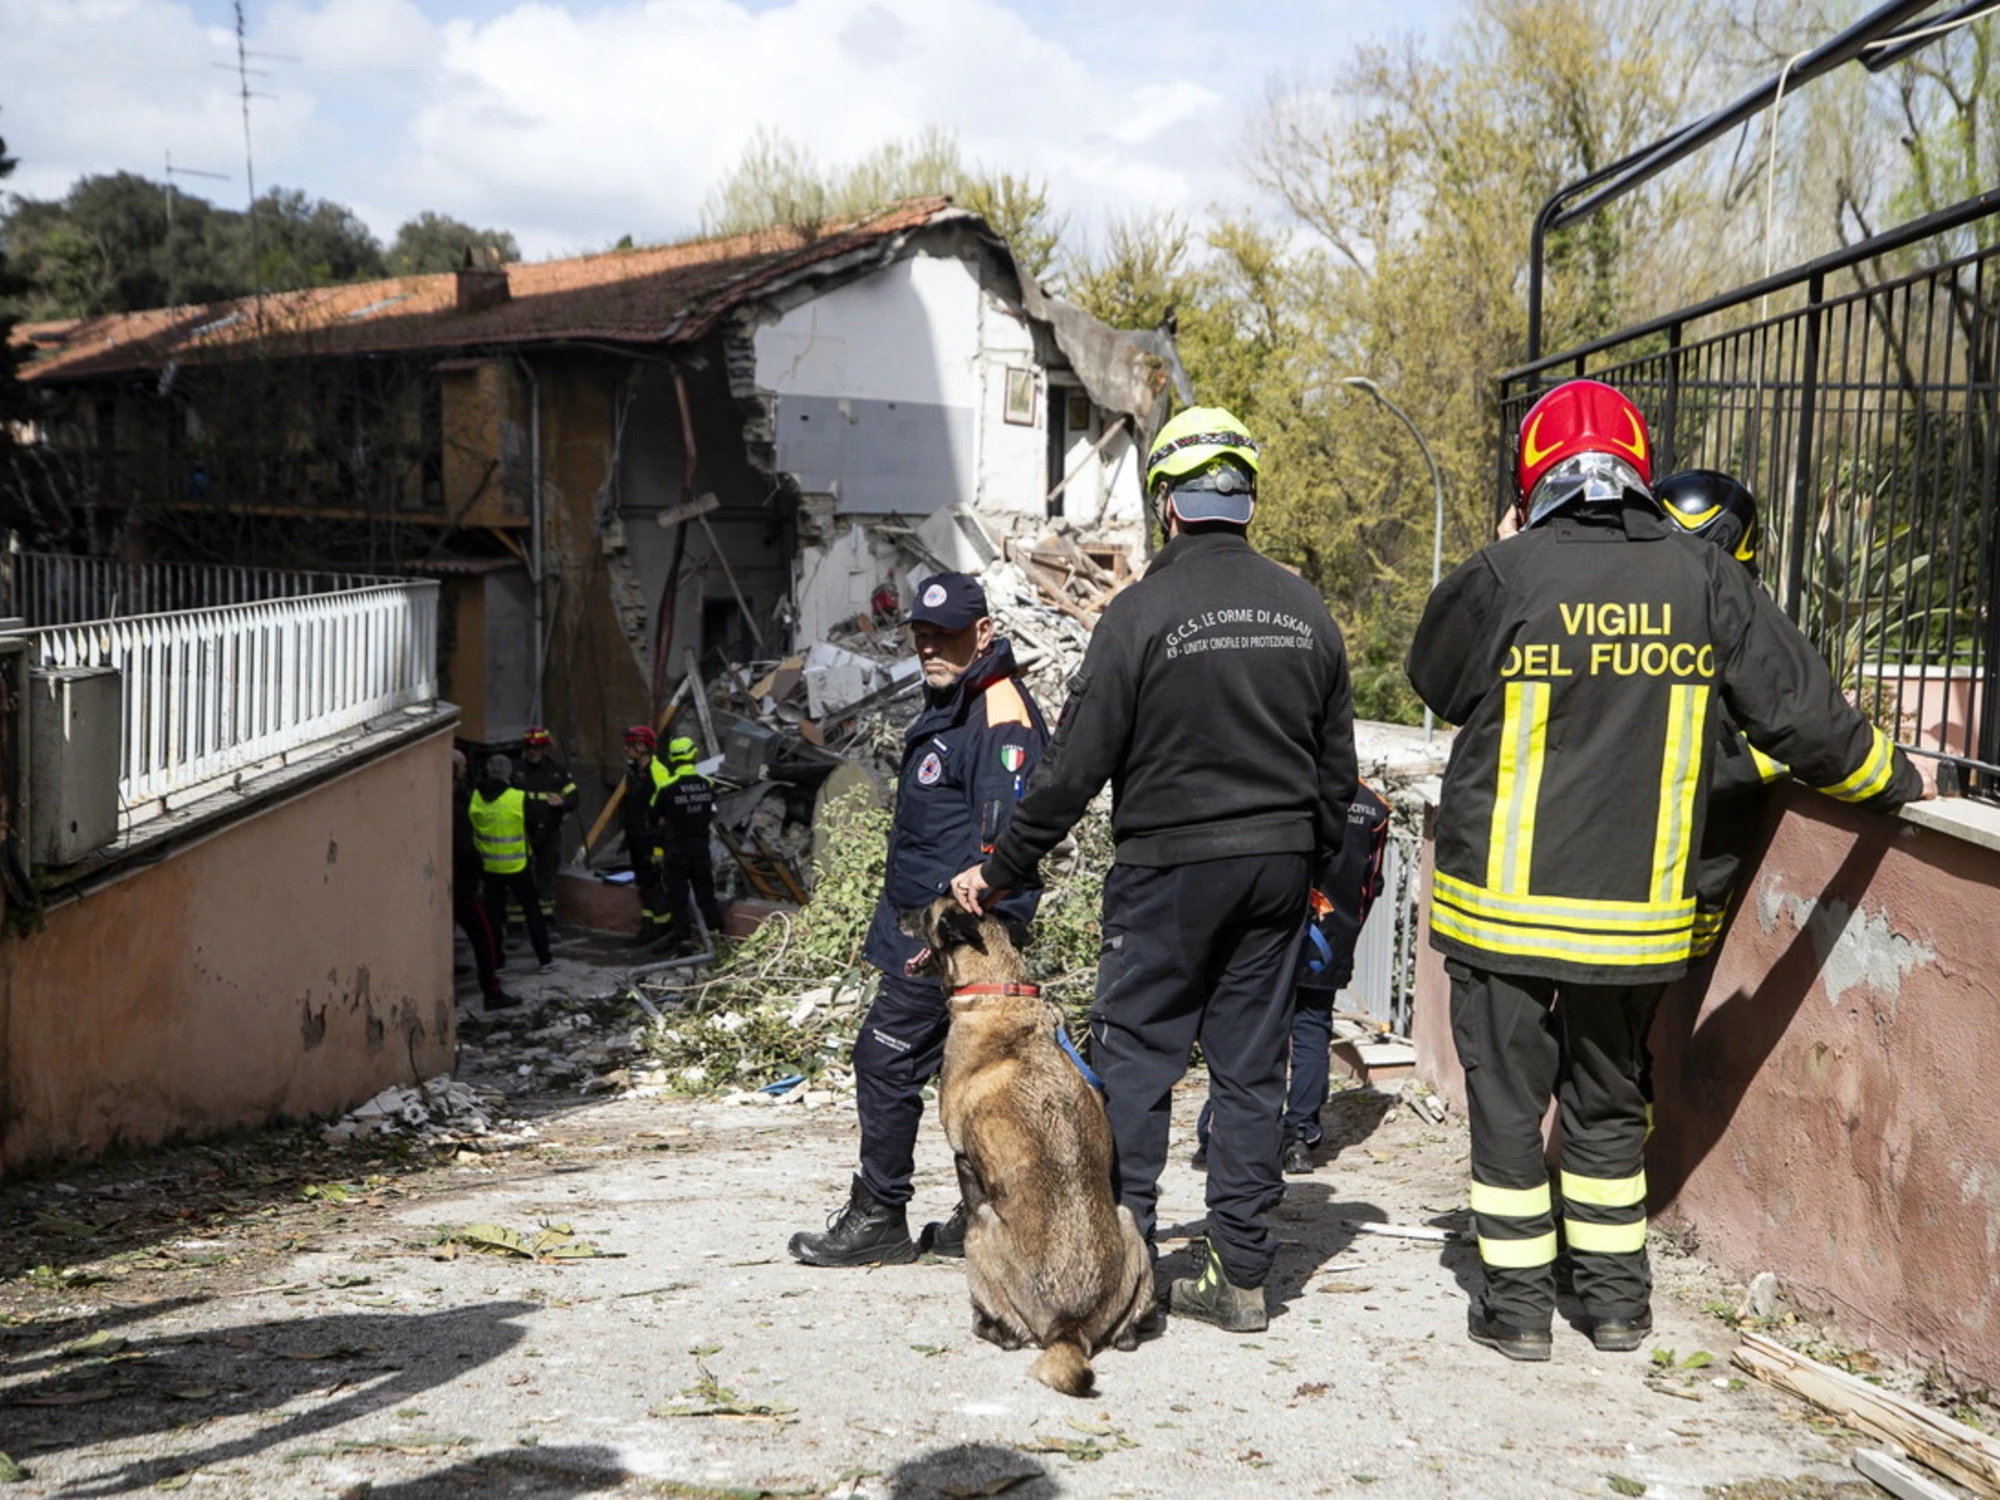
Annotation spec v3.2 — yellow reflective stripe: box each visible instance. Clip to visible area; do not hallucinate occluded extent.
[1690,928,1720,957]
[1435,871,1694,930]
[1561,1170,1646,1209]
[1818,726,1896,803]
[1747,743,1788,783]
[1469,1181,1551,1218]
[1431,904,1693,967]
[1487,682,1549,894]
[1644,1102,1655,1139]
[1478,1231,1559,1268]
[1564,1218,1649,1254]
[1652,684,1707,904]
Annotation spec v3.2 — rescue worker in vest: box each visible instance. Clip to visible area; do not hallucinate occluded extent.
[620,725,674,947]
[452,749,516,1010]
[658,735,723,952]
[1193,780,1391,1174]
[951,408,1358,1334]
[513,726,579,925]
[1407,379,1930,1363]
[468,753,554,973]
[789,572,1049,1268]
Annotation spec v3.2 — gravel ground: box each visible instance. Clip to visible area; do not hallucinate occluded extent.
[0,981,1932,1500]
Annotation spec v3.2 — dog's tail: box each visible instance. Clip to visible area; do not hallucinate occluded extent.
[1030,1336,1094,1397]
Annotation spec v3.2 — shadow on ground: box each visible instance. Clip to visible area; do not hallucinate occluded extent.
[2,1301,535,1495]
[886,1441,1055,1499]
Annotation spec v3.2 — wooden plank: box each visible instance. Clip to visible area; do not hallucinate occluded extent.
[1853,1448,1959,1500]
[682,648,720,760]
[1733,1331,2000,1496]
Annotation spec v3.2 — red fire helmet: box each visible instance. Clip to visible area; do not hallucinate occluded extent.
[1516,379,1653,509]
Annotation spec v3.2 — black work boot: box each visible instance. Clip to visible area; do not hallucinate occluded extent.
[1467,1307,1552,1362]
[1590,1309,1653,1353]
[1281,1133,1315,1175]
[920,1203,967,1258]
[1169,1241,1268,1332]
[787,1176,917,1267]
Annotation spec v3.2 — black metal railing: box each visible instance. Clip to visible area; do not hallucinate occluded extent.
[1500,203,2000,805]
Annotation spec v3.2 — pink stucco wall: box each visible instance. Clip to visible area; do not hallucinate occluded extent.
[0,728,457,1172]
[1413,786,2000,1385]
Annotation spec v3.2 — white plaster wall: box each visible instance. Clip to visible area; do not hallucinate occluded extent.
[974,285,1047,524]
[755,254,981,406]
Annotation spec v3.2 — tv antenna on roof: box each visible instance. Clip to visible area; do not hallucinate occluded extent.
[215,1,299,324]
[163,151,230,310]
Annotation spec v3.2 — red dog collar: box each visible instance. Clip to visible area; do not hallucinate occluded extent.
[950,983,1042,998]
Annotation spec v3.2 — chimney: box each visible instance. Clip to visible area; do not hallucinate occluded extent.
[455,264,510,314]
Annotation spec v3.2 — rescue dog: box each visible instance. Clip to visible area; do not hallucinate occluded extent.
[901,898,1151,1396]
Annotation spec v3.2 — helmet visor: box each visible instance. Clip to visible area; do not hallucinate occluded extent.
[1525,452,1650,529]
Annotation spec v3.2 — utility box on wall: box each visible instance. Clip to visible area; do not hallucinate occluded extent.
[29,666,121,865]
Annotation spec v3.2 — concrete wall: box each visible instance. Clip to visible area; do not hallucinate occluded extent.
[1411,787,2000,1385]
[0,727,456,1172]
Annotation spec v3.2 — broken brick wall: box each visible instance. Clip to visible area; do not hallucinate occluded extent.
[0,725,456,1174]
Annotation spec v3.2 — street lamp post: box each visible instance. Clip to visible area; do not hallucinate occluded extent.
[1341,376,1445,744]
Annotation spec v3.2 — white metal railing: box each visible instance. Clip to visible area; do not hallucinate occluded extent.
[7,552,396,628]
[26,581,439,820]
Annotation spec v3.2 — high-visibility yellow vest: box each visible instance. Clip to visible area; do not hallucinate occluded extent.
[468,787,530,874]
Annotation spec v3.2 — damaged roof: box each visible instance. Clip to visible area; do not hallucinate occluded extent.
[16,198,960,385]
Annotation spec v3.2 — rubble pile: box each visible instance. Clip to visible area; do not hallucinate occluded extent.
[321,1075,537,1149]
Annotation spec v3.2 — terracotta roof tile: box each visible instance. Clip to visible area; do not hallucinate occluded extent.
[17,198,958,384]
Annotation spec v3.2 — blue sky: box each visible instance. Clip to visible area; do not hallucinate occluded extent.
[1,0,1464,261]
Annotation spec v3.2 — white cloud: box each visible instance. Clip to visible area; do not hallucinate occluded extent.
[0,0,1459,260]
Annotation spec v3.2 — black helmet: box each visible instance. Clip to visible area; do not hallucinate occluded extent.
[1656,469,1760,568]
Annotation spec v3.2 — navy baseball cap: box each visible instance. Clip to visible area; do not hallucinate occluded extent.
[907,572,989,630]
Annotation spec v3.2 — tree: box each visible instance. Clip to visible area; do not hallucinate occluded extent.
[388,211,521,275]
[245,188,385,292]
[700,126,1069,283]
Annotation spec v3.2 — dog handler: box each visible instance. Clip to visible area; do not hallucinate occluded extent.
[952,407,1358,1333]
[789,572,1049,1268]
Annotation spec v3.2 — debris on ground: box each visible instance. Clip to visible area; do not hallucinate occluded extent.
[320,1076,533,1148]
[438,1221,612,1262]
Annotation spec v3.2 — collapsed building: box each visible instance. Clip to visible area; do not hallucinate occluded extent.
[11,200,1178,846]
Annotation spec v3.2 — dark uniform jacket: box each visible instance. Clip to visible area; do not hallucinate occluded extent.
[452,782,484,891]
[621,757,671,856]
[513,756,579,839]
[862,639,1048,976]
[984,529,1357,888]
[1407,503,1920,985]
[1299,781,1392,993]
[659,766,715,858]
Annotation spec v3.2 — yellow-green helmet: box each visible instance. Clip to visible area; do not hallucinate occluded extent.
[1145,406,1261,496]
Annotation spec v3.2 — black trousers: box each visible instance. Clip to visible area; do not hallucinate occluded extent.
[1448,960,1663,1330]
[850,970,951,1207]
[483,868,552,967]
[529,832,563,918]
[453,887,501,998]
[1196,987,1337,1150]
[628,845,669,937]
[1091,853,1309,1289]
[661,841,723,938]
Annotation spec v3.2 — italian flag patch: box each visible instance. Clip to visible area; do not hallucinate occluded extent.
[999,745,1027,773]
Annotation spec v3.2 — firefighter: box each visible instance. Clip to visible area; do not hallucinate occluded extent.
[951,408,1358,1333]
[620,725,674,947]
[1656,470,1788,964]
[1407,378,1931,1363]
[788,572,1049,1268]
[1193,780,1392,1175]
[658,735,723,952]
[467,753,553,973]
[512,726,579,924]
